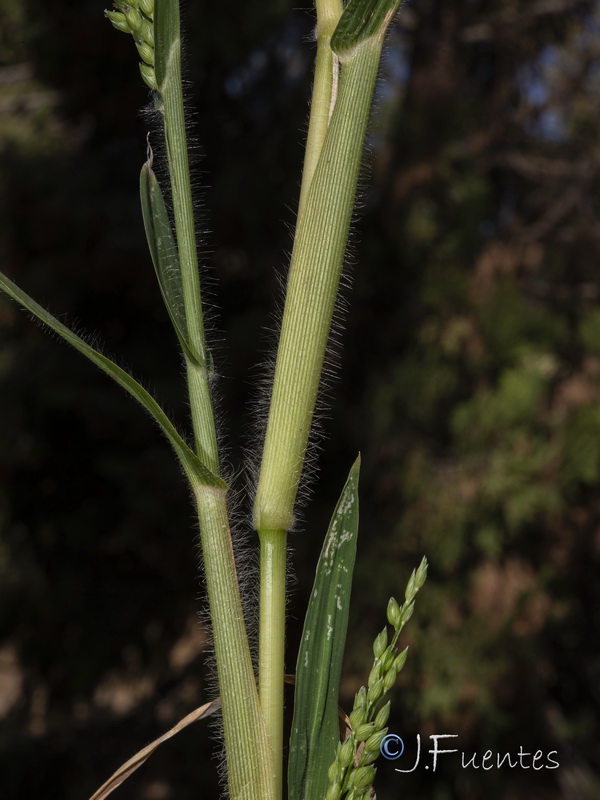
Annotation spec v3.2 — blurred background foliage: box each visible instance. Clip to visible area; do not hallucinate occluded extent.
[0,0,599,798]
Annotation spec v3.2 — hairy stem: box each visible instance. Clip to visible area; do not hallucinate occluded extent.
[254,39,382,536]
[255,3,343,786]
[254,22,389,800]
[160,49,219,470]
[155,3,275,798]
[195,488,275,800]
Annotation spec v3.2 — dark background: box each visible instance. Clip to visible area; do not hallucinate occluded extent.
[1,0,600,798]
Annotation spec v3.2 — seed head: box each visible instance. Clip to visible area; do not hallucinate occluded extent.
[405,568,417,603]
[124,4,143,32]
[348,765,376,791]
[367,677,384,704]
[105,1,157,91]
[326,782,342,800]
[339,737,355,768]
[325,560,427,800]
[400,599,415,626]
[328,760,343,784]
[353,686,367,710]
[139,18,154,46]
[367,661,381,688]
[379,647,394,672]
[393,647,408,673]
[386,597,401,628]
[374,700,391,729]
[136,40,155,66]
[364,729,388,754]
[382,665,397,692]
[358,747,380,766]
[354,722,377,742]
[105,10,130,33]
[415,556,428,589]
[373,627,388,659]
[349,707,367,728]
[139,63,158,90]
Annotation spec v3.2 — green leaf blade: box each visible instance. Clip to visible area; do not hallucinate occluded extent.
[331,0,406,55]
[0,270,224,491]
[140,161,202,366]
[288,456,361,800]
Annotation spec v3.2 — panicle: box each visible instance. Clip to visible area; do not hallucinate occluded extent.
[104,0,157,90]
[322,558,428,799]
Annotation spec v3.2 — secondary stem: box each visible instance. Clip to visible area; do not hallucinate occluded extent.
[258,529,288,800]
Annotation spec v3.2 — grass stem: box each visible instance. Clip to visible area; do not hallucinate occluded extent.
[157,5,275,797]
[254,25,385,800]
[254,39,381,536]
[258,528,288,800]
[160,58,219,469]
[195,489,275,800]
[255,4,341,788]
